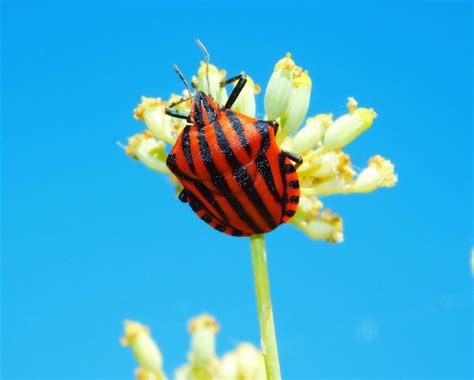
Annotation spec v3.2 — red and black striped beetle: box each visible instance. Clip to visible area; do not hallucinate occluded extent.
[165,41,302,237]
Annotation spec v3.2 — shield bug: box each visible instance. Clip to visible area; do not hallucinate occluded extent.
[165,40,302,237]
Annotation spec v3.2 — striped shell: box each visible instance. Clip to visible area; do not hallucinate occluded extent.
[167,92,300,237]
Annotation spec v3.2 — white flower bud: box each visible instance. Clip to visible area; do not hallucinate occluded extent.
[299,151,354,181]
[126,132,169,173]
[217,343,265,380]
[187,314,220,376]
[353,155,397,192]
[234,343,265,379]
[135,368,163,380]
[264,53,295,120]
[134,97,175,144]
[307,208,343,243]
[279,67,312,139]
[231,75,260,117]
[323,107,377,149]
[292,114,332,154]
[121,321,166,378]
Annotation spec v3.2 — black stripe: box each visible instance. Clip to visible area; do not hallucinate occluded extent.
[290,195,300,204]
[167,153,229,223]
[194,103,204,127]
[202,98,217,122]
[225,110,252,155]
[283,164,296,174]
[255,155,282,204]
[255,121,270,153]
[215,223,226,232]
[202,214,212,223]
[192,181,229,223]
[289,180,299,189]
[279,153,289,221]
[214,121,277,230]
[181,126,195,173]
[198,129,263,233]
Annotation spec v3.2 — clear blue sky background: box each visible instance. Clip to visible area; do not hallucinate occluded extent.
[1,1,472,379]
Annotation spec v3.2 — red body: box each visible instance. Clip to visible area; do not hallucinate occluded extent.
[166,92,300,237]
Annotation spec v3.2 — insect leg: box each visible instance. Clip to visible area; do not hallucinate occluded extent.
[178,189,187,203]
[268,120,279,135]
[220,72,247,109]
[165,107,189,120]
[168,96,192,109]
[282,150,303,169]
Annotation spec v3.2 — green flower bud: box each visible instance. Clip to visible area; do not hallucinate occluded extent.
[231,75,260,117]
[292,113,332,154]
[125,132,169,173]
[352,155,397,193]
[264,53,295,120]
[134,97,175,144]
[188,314,219,367]
[323,105,377,149]
[279,67,312,139]
[121,321,166,379]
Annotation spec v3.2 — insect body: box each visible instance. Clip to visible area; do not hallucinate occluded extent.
[165,42,302,237]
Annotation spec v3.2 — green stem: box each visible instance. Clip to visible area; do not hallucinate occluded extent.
[250,234,281,380]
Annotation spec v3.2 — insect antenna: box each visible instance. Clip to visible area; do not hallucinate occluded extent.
[173,64,193,99]
[195,39,212,98]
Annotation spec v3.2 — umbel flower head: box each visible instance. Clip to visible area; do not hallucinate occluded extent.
[123,52,397,243]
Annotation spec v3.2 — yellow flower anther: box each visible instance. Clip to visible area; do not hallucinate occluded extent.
[353,155,397,192]
[188,314,220,334]
[135,368,162,380]
[121,320,150,346]
[347,97,358,112]
[134,97,163,121]
[274,52,295,71]
[121,320,166,379]
[292,68,312,88]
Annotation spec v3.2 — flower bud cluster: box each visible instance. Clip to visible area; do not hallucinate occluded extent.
[122,315,267,380]
[124,52,397,242]
[264,53,312,142]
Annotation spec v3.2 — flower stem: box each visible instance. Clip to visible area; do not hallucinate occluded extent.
[249,234,281,380]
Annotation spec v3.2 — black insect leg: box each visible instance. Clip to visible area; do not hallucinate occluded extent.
[282,150,303,169]
[165,107,189,120]
[178,189,187,203]
[220,72,247,109]
[268,120,279,135]
[165,95,192,120]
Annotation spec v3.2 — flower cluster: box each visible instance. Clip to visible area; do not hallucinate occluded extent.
[124,54,397,242]
[121,315,266,380]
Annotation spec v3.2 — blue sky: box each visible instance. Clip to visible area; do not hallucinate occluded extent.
[1,1,472,379]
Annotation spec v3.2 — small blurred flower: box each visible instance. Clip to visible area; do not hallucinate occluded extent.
[124,315,265,380]
[175,314,220,380]
[217,343,266,380]
[121,320,167,380]
[470,248,474,275]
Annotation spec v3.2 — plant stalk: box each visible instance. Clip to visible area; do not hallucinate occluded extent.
[250,234,281,380]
